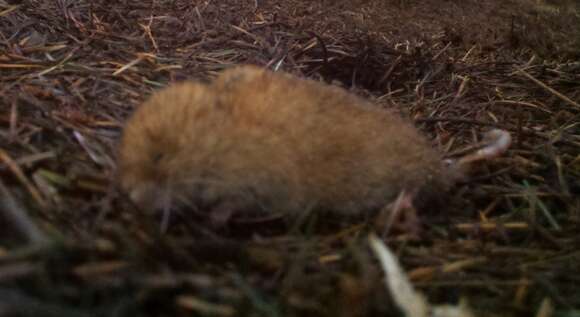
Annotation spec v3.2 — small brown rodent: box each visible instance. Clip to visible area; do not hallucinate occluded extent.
[117,65,510,221]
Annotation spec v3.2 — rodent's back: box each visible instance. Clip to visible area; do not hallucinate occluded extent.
[118,65,450,215]
[210,66,449,213]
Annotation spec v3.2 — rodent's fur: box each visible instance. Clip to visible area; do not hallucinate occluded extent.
[118,65,452,217]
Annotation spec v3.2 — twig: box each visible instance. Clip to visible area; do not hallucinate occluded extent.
[139,16,159,52]
[416,117,507,128]
[516,68,580,111]
[494,100,552,114]
[0,180,48,245]
[0,150,48,209]
[368,234,475,317]
[432,42,451,61]
[113,55,145,76]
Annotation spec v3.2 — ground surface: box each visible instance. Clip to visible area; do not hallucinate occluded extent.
[0,0,579,316]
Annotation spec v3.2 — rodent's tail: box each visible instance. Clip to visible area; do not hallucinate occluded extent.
[457,129,512,165]
[444,129,512,180]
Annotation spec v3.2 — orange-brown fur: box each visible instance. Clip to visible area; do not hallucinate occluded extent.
[118,65,451,216]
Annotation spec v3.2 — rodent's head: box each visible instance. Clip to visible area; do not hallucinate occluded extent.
[117,82,220,211]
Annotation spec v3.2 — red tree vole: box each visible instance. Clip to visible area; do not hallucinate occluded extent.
[117,65,510,222]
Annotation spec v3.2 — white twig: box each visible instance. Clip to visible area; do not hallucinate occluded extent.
[368,234,475,317]
[368,234,429,317]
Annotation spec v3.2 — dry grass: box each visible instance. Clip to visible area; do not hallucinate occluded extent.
[0,0,579,316]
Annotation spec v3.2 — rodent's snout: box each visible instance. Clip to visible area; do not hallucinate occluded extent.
[124,182,167,213]
[127,184,149,208]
